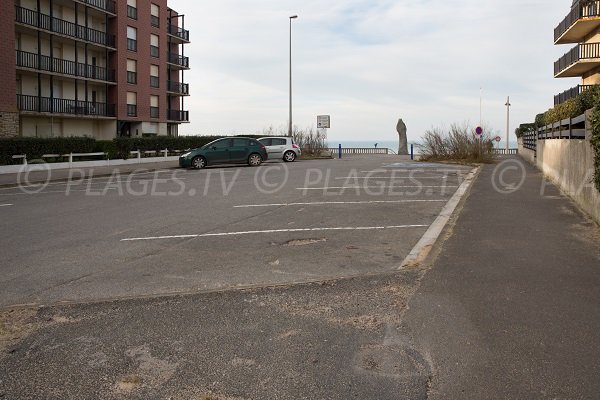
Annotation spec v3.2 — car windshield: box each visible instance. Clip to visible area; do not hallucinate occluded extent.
[201,139,224,149]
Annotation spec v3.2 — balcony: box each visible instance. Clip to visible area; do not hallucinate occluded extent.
[554,43,600,77]
[167,24,190,43]
[17,94,115,117]
[167,81,189,95]
[167,110,189,122]
[77,0,116,14]
[554,84,598,105]
[167,53,189,69]
[555,1,600,44]
[16,50,116,83]
[15,6,116,49]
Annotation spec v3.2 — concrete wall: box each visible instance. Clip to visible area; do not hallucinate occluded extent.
[517,137,536,165]
[530,136,600,224]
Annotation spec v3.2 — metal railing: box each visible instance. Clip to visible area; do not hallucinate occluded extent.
[555,1,600,42]
[127,105,137,117]
[16,50,115,82]
[168,110,189,121]
[327,148,391,155]
[167,81,189,95]
[523,129,537,152]
[167,53,189,68]
[79,0,116,14]
[554,84,598,105]
[15,6,116,48]
[167,24,189,41]
[537,112,587,140]
[17,94,115,117]
[555,42,600,76]
[492,148,518,155]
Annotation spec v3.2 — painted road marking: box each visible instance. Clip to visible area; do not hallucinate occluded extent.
[121,225,429,242]
[296,185,458,190]
[234,200,447,208]
[0,204,13,207]
[400,167,479,269]
[0,188,118,196]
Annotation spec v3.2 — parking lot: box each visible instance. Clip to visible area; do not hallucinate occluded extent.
[0,156,474,308]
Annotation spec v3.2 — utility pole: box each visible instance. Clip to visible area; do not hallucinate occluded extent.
[505,96,511,152]
[288,15,298,137]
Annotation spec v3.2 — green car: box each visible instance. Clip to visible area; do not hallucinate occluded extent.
[179,137,269,169]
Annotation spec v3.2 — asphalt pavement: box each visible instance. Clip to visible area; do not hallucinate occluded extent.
[1,155,599,399]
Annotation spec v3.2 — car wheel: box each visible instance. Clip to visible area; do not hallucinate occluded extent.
[283,151,296,162]
[191,156,206,169]
[248,153,263,167]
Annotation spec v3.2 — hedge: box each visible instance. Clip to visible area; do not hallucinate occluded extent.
[0,137,97,165]
[0,135,266,165]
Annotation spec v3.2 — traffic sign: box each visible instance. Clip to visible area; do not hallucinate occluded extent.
[475,126,483,136]
[317,115,330,129]
[495,136,501,142]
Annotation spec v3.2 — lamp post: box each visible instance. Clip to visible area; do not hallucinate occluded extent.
[505,96,511,152]
[288,15,298,137]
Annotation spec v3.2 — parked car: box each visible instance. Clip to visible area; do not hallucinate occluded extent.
[179,137,268,169]
[258,137,301,162]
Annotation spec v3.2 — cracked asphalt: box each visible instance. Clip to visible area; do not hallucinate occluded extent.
[1,156,599,399]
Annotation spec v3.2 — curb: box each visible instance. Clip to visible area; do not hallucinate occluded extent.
[0,165,180,189]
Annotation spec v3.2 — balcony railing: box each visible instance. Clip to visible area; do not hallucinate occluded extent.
[15,6,116,48]
[167,24,189,41]
[554,84,598,105]
[16,50,116,82]
[17,94,115,117]
[555,1,600,42]
[167,81,189,95]
[167,53,189,68]
[127,105,137,117]
[168,110,189,122]
[79,0,116,14]
[554,42,600,76]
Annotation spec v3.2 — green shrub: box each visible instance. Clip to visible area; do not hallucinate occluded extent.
[588,103,600,191]
[515,123,535,138]
[0,137,96,165]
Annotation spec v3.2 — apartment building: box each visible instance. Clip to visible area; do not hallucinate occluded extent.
[0,0,189,139]
[554,0,600,105]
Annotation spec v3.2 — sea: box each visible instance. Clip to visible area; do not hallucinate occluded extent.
[328,139,519,152]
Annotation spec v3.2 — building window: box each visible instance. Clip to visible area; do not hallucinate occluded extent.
[127,0,137,19]
[150,65,159,88]
[126,59,137,84]
[150,34,159,58]
[127,26,137,52]
[150,95,159,118]
[151,4,160,27]
[127,92,137,117]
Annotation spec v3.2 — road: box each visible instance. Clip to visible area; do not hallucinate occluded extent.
[0,156,472,307]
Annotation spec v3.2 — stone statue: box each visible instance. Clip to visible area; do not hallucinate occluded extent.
[396,119,409,155]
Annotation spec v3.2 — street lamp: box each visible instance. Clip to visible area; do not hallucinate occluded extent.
[505,96,511,152]
[289,15,298,137]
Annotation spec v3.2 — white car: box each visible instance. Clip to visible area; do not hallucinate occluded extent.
[258,137,301,162]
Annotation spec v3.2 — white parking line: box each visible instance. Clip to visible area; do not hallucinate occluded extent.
[121,225,429,242]
[234,200,446,208]
[0,188,118,196]
[296,185,458,190]
[0,204,13,207]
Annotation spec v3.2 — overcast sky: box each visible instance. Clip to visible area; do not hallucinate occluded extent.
[169,0,578,144]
